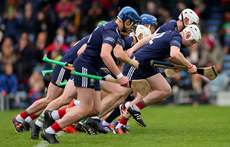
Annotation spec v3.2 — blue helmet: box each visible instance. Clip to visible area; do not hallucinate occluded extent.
[140,14,157,26]
[117,6,140,25]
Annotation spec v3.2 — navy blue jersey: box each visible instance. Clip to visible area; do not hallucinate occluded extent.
[59,35,89,63]
[117,36,134,50]
[133,30,182,69]
[155,20,178,34]
[78,21,121,70]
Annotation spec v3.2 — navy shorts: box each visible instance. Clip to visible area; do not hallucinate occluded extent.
[123,64,160,80]
[125,91,135,101]
[51,64,71,88]
[72,59,100,91]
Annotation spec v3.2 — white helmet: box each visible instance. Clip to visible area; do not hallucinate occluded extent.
[183,24,201,43]
[178,8,199,26]
[135,25,151,41]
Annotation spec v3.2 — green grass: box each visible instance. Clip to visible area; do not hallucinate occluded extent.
[1,106,230,147]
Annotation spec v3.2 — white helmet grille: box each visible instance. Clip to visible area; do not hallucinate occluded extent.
[183,24,201,43]
[178,8,199,26]
[135,25,151,41]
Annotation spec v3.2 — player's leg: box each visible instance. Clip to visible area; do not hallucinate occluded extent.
[81,89,104,134]
[23,109,44,131]
[12,82,64,133]
[31,79,77,139]
[127,73,171,127]
[114,92,144,133]
[41,87,100,144]
[100,81,131,114]
[12,65,68,132]
[102,92,135,132]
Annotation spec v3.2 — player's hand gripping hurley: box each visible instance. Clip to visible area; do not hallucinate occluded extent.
[150,60,218,80]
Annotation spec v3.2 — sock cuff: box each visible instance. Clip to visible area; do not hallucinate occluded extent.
[25,110,30,115]
[141,100,147,106]
[38,115,45,121]
[51,122,61,132]
[38,118,45,123]
[122,115,128,120]
[98,112,103,118]
[58,109,66,118]
[79,118,87,123]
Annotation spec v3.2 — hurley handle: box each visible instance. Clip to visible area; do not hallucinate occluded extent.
[42,54,73,67]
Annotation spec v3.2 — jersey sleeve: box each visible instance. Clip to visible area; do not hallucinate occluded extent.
[123,36,134,50]
[102,29,118,47]
[169,33,182,48]
[117,38,125,48]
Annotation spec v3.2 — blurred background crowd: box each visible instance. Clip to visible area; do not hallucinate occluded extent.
[0,0,230,110]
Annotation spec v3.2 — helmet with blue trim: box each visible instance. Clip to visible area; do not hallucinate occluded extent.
[140,14,157,26]
[117,6,140,32]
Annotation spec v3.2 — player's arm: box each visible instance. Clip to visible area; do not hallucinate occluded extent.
[127,34,157,56]
[113,44,139,69]
[77,43,87,56]
[101,43,129,87]
[167,46,197,73]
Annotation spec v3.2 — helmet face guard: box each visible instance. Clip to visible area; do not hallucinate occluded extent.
[183,24,201,43]
[135,25,151,41]
[123,17,138,33]
[178,8,199,27]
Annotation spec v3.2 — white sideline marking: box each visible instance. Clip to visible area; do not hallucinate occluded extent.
[34,131,64,147]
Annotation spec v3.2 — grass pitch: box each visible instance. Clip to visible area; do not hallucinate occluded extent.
[0,106,230,147]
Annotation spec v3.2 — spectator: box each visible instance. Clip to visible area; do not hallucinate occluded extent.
[157,7,173,26]
[28,71,44,104]
[86,2,104,33]
[1,38,17,68]
[35,11,54,45]
[145,1,159,21]
[34,32,47,66]
[0,6,22,44]
[106,5,118,21]
[14,32,35,67]
[0,64,17,109]
[192,0,206,18]
[199,34,223,72]
[13,33,35,91]
[171,0,186,20]
[188,43,200,65]
[45,28,69,55]
[55,0,72,27]
[221,12,230,54]
[22,2,36,43]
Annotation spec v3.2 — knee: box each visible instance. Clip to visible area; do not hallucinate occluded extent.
[88,106,101,117]
[53,96,72,106]
[164,86,172,97]
[115,88,130,99]
[45,96,54,104]
[159,87,172,102]
[80,104,95,117]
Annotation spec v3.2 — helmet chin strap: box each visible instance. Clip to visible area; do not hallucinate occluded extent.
[134,35,139,42]
[181,13,186,28]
